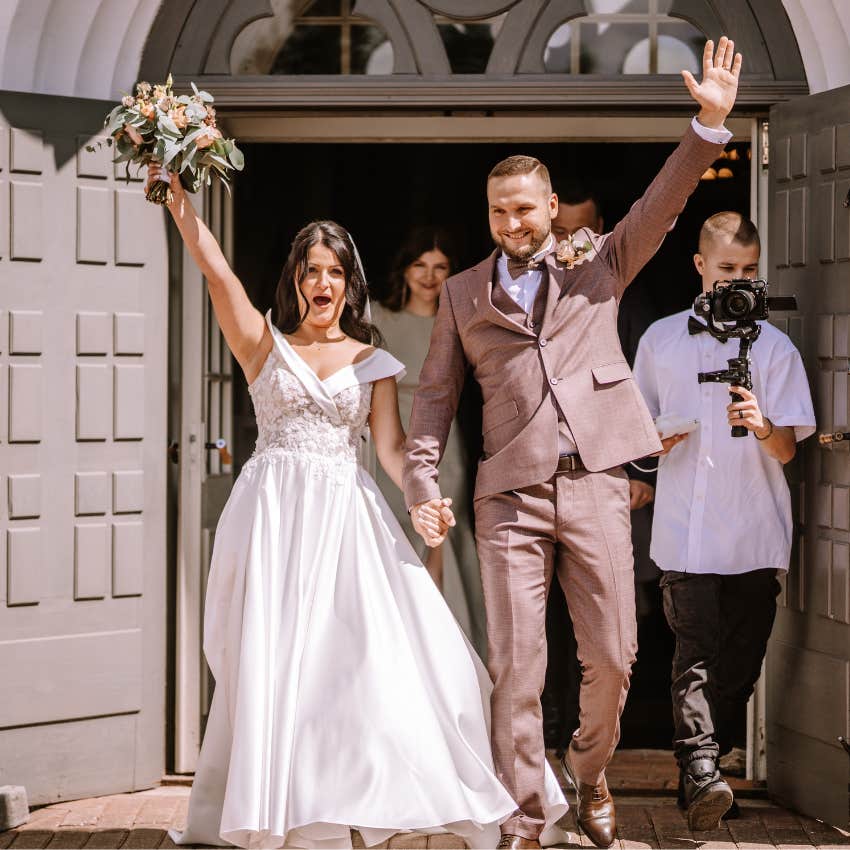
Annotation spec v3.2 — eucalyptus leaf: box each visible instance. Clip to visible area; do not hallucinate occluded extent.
[157,114,180,137]
[163,140,182,166]
[182,126,207,146]
[105,106,125,134]
[228,146,244,169]
[184,102,206,122]
[204,152,230,170]
[181,147,199,172]
[115,136,137,155]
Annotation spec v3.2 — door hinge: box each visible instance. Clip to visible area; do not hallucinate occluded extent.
[761,121,769,167]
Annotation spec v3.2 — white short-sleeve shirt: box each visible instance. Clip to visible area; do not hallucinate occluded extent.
[633,309,816,575]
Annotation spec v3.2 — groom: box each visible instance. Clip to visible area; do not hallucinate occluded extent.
[405,39,743,850]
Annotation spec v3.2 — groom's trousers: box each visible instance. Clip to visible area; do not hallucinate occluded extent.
[475,467,638,840]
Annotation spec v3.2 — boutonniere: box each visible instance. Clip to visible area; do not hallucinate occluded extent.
[555,234,595,269]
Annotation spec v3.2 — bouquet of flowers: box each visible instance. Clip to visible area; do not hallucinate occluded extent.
[90,74,244,205]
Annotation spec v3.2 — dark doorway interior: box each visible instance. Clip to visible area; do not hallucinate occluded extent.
[233,138,751,749]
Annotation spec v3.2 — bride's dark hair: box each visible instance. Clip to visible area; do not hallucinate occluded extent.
[274,220,379,345]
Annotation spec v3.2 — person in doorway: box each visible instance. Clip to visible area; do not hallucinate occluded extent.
[403,38,744,850]
[148,166,570,849]
[371,227,487,657]
[632,212,815,830]
[542,187,660,754]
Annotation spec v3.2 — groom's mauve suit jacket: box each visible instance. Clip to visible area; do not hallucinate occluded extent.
[403,125,724,507]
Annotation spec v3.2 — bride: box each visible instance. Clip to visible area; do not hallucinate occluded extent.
[149,165,567,849]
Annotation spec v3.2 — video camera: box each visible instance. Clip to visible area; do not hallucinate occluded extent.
[694,279,797,438]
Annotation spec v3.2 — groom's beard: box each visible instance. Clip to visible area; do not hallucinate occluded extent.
[492,226,550,261]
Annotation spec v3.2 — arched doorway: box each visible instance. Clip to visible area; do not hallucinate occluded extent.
[1,0,847,824]
[139,3,846,830]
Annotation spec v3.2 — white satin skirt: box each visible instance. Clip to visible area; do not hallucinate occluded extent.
[170,450,568,848]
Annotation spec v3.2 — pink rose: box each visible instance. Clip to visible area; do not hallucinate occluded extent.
[170,107,188,130]
[195,126,222,149]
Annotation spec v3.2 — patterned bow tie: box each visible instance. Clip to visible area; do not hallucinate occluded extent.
[506,255,544,280]
[688,316,709,335]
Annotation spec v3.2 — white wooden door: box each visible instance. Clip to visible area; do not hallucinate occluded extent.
[766,84,850,828]
[0,91,168,803]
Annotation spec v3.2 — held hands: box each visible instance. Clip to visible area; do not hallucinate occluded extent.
[683,37,743,129]
[727,385,770,436]
[629,480,655,510]
[655,432,690,456]
[411,497,456,548]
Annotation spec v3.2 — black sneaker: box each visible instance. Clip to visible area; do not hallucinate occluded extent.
[682,757,734,831]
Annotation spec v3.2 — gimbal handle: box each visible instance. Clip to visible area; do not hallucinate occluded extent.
[697,360,752,438]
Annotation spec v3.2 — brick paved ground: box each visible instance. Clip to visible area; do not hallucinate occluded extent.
[2,750,847,849]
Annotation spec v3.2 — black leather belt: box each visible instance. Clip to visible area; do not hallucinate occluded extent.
[556,454,586,473]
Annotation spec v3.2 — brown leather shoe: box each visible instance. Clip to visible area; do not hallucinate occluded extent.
[496,834,541,849]
[560,751,617,849]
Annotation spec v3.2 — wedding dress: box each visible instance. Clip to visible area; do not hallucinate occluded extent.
[171,312,568,849]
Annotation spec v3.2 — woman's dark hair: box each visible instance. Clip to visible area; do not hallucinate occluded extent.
[382,226,460,312]
[274,220,379,345]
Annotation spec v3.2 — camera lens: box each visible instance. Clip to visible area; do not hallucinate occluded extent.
[721,289,756,319]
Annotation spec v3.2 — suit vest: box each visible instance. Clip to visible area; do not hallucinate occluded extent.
[490,266,578,455]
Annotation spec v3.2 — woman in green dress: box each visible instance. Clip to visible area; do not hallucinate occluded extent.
[371,227,487,658]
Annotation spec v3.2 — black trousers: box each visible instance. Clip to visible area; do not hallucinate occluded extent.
[660,568,781,767]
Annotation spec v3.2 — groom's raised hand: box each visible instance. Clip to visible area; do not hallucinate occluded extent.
[411,497,456,548]
[683,36,743,129]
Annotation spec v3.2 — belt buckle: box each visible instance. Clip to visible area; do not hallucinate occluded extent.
[558,454,580,472]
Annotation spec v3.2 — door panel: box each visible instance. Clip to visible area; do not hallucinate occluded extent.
[0,91,168,803]
[768,84,850,828]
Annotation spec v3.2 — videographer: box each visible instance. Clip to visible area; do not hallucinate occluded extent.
[632,212,815,830]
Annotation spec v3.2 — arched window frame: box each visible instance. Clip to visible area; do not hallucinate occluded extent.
[274,0,393,75]
[540,1,707,76]
[140,0,808,110]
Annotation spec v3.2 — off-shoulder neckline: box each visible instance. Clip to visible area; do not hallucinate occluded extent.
[277,333,380,385]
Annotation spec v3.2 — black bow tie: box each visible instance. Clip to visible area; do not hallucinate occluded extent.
[688,316,709,335]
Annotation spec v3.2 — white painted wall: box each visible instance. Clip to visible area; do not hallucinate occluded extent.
[0,0,848,98]
[0,0,162,101]
[781,0,850,92]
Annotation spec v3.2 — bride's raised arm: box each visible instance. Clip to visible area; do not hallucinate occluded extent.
[148,164,271,382]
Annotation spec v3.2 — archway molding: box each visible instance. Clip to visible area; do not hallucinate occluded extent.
[139,0,808,110]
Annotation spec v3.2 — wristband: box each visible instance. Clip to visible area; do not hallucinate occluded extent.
[754,417,774,441]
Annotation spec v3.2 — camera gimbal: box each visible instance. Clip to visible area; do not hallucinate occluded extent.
[694,279,797,438]
[697,322,761,438]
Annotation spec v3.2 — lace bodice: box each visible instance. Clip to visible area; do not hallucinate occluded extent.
[249,350,372,463]
[246,313,406,467]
